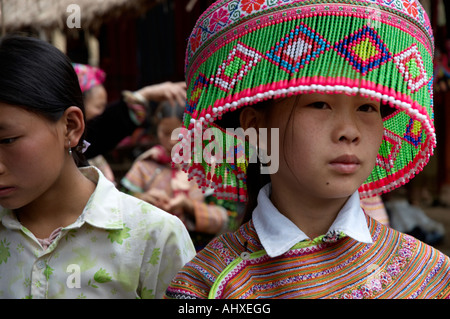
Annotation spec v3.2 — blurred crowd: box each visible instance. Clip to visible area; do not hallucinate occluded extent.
[75,63,244,251]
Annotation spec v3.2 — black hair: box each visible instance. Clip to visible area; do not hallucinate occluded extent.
[216,99,274,225]
[154,100,185,122]
[0,35,88,167]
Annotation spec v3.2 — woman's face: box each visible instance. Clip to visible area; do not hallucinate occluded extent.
[0,103,68,210]
[157,117,183,155]
[264,92,385,201]
[84,85,107,121]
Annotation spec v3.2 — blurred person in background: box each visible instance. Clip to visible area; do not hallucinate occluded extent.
[73,63,187,184]
[73,63,115,182]
[121,100,241,250]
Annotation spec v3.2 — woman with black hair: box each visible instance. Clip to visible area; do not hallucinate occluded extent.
[0,35,195,299]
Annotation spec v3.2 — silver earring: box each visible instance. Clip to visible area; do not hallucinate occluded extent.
[68,141,72,156]
[258,147,268,165]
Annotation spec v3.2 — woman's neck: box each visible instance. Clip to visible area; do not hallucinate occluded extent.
[15,165,96,239]
[269,182,350,239]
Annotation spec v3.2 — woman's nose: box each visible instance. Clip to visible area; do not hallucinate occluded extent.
[334,113,361,144]
[0,160,5,175]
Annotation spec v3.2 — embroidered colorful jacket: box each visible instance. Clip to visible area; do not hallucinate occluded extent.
[165,216,450,299]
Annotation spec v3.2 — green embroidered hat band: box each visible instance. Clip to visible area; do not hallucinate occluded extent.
[174,0,435,201]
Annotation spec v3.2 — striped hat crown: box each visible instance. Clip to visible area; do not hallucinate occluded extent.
[176,0,435,201]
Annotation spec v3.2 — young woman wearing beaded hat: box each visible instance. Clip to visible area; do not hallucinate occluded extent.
[165,0,450,299]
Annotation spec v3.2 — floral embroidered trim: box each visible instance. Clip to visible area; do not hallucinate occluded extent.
[188,0,432,63]
[322,230,345,243]
[334,234,417,299]
[210,223,382,298]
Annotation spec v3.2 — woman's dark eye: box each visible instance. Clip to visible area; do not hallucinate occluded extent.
[0,137,18,144]
[358,104,378,113]
[309,102,328,109]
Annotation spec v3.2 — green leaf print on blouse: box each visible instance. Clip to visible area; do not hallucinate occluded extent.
[149,248,161,266]
[107,226,131,245]
[0,239,11,264]
[88,268,112,288]
[43,264,54,280]
[140,202,154,214]
[141,287,155,299]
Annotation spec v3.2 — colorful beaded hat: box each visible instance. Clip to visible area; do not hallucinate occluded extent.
[175,0,435,201]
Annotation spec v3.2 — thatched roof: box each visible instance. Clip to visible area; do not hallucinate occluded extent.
[0,0,162,32]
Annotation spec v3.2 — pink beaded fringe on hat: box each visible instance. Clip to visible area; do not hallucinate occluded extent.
[174,0,435,202]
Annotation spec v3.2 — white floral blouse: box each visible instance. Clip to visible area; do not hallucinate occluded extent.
[0,167,196,299]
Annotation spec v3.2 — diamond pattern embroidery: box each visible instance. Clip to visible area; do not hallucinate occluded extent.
[188,73,209,114]
[404,118,422,148]
[377,130,403,171]
[212,42,262,92]
[334,25,392,75]
[394,44,428,92]
[266,22,330,74]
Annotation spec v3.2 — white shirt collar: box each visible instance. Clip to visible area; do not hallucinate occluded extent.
[253,183,373,258]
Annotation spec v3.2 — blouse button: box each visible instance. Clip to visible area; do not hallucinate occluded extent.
[36,260,46,270]
[240,252,250,260]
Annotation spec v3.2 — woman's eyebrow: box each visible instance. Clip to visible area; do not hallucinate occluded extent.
[0,123,15,131]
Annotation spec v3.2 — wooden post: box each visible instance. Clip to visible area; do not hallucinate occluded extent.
[0,0,5,37]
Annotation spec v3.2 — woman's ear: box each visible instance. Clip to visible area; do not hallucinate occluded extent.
[62,106,85,148]
[239,105,269,162]
[239,106,264,130]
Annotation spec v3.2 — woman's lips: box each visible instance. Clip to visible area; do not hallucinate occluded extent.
[0,186,15,197]
[329,155,361,174]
